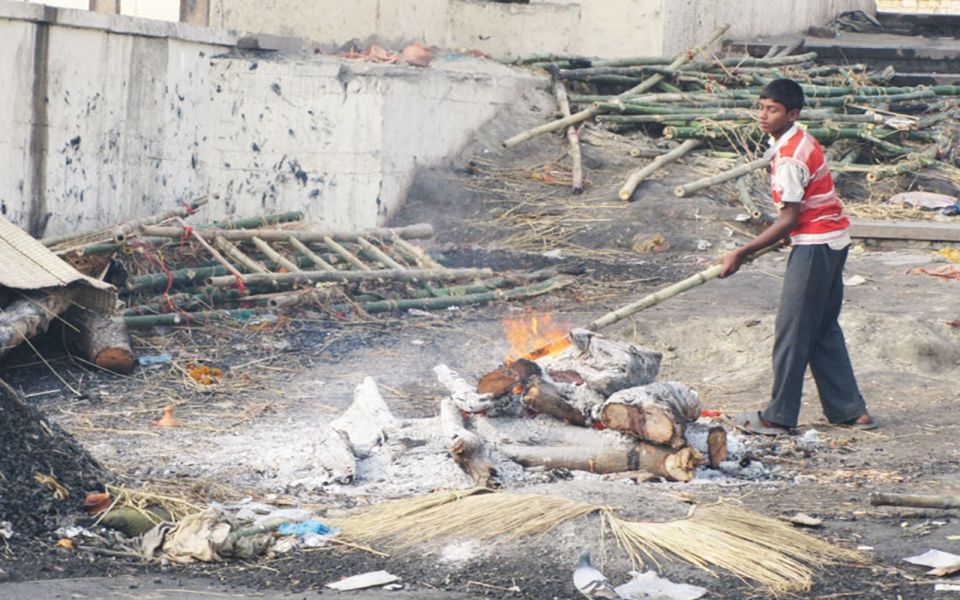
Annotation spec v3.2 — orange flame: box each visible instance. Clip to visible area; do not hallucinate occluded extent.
[502,310,572,364]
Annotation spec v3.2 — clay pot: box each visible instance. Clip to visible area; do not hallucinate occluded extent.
[402,43,433,68]
[83,492,111,515]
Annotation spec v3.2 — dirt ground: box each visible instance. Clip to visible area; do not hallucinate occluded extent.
[2,82,960,599]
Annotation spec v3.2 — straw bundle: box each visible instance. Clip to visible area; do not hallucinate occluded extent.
[606,501,863,593]
[329,488,598,546]
[328,490,861,593]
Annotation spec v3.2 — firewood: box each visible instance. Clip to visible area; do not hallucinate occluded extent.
[331,377,397,458]
[439,397,498,488]
[540,328,661,397]
[0,289,74,361]
[599,382,701,448]
[869,492,960,510]
[435,364,507,415]
[472,415,701,482]
[477,358,541,396]
[498,442,699,482]
[707,426,728,468]
[522,375,587,426]
[65,307,135,374]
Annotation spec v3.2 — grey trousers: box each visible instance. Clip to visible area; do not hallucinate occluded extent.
[762,244,866,428]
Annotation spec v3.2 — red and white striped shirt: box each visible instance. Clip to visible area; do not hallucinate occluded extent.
[768,125,850,248]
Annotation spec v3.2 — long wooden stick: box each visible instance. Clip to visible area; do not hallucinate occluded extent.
[674,157,770,197]
[251,237,299,272]
[554,78,584,194]
[870,492,960,510]
[176,218,246,282]
[139,223,434,243]
[619,139,702,201]
[588,244,777,331]
[214,236,270,273]
[502,25,730,148]
[207,267,493,288]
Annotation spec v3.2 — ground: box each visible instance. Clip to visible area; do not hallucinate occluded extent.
[2,84,960,599]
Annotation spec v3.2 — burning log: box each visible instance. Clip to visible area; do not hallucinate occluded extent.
[435,364,507,415]
[707,426,728,468]
[541,328,661,397]
[477,358,542,396]
[599,382,701,448]
[522,375,587,426]
[439,397,498,488]
[473,416,701,482]
[0,289,75,361]
[64,307,136,374]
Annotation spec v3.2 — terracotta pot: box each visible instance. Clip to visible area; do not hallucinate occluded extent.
[402,43,433,68]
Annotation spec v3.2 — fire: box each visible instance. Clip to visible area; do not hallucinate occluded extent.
[502,310,572,363]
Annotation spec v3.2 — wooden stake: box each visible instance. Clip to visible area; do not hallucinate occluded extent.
[619,139,702,201]
[553,78,584,194]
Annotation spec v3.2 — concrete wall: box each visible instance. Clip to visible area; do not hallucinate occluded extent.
[0,0,543,237]
[877,0,960,11]
[208,0,874,59]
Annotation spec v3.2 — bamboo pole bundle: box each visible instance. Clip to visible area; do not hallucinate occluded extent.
[176,218,246,283]
[138,223,434,242]
[674,157,771,197]
[356,238,405,270]
[214,236,270,273]
[619,139,702,201]
[206,267,494,289]
[501,25,730,148]
[323,236,371,271]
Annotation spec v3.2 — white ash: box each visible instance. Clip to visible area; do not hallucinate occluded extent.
[438,541,482,564]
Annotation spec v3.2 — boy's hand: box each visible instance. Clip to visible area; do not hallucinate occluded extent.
[719,249,744,278]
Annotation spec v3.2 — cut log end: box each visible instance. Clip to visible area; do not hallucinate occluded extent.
[523,376,587,427]
[707,426,728,468]
[673,186,687,197]
[600,403,682,448]
[93,348,136,374]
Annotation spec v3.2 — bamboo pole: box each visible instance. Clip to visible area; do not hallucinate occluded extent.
[735,177,765,221]
[207,267,493,288]
[674,157,771,197]
[287,237,336,271]
[138,223,434,243]
[214,236,270,273]
[554,77,584,194]
[619,139,702,201]
[869,492,960,510]
[208,211,303,230]
[587,245,778,331]
[251,237,300,272]
[323,236,370,271]
[501,25,730,148]
[124,309,257,329]
[356,237,405,270]
[176,218,246,283]
[388,232,445,270]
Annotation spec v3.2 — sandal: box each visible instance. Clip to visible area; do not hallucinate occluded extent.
[838,415,879,431]
[730,411,791,436]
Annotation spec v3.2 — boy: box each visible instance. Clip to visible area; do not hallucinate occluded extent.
[720,78,876,434]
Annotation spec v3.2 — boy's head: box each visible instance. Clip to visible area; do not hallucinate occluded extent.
[758,78,804,137]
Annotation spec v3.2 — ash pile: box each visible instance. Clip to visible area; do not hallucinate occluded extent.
[0,380,109,543]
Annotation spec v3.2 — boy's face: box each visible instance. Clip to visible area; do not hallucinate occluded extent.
[758,98,800,137]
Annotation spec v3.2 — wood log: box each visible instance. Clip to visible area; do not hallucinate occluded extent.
[619,139,702,201]
[330,377,397,458]
[65,307,136,374]
[477,358,542,396]
[540,328,661,397]
[313,423,357,484]
[434,364,505,415]
[600,383,701,448]
[439,397,498,488]
[498,443,700,482]
[522,375,587,426]
[869,492,960,510]
[0,289,74,361]
[707,426,728,468]
[553,77,584,194]
[472,416,701,482]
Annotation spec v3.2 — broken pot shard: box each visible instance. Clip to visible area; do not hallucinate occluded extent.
[540,328,661,397]
[331,377,396,457]
[599,382,701,448]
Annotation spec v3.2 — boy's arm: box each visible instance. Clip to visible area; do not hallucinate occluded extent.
[719,202,799,278]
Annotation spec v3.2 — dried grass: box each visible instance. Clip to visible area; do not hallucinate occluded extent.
[327,489,862,593]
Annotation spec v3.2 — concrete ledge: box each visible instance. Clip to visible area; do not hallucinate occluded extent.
[850,219,960,242]
[0,0,238,47]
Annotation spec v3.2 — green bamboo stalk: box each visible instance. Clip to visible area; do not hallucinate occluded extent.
[336,277,573,315]
[126,265,231,292]
[208,211,303,230]
[619,139,702,201]
[124,309,257,328]
[674,157,771,197]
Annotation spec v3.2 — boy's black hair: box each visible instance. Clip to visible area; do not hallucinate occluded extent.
[760,78,805,112]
